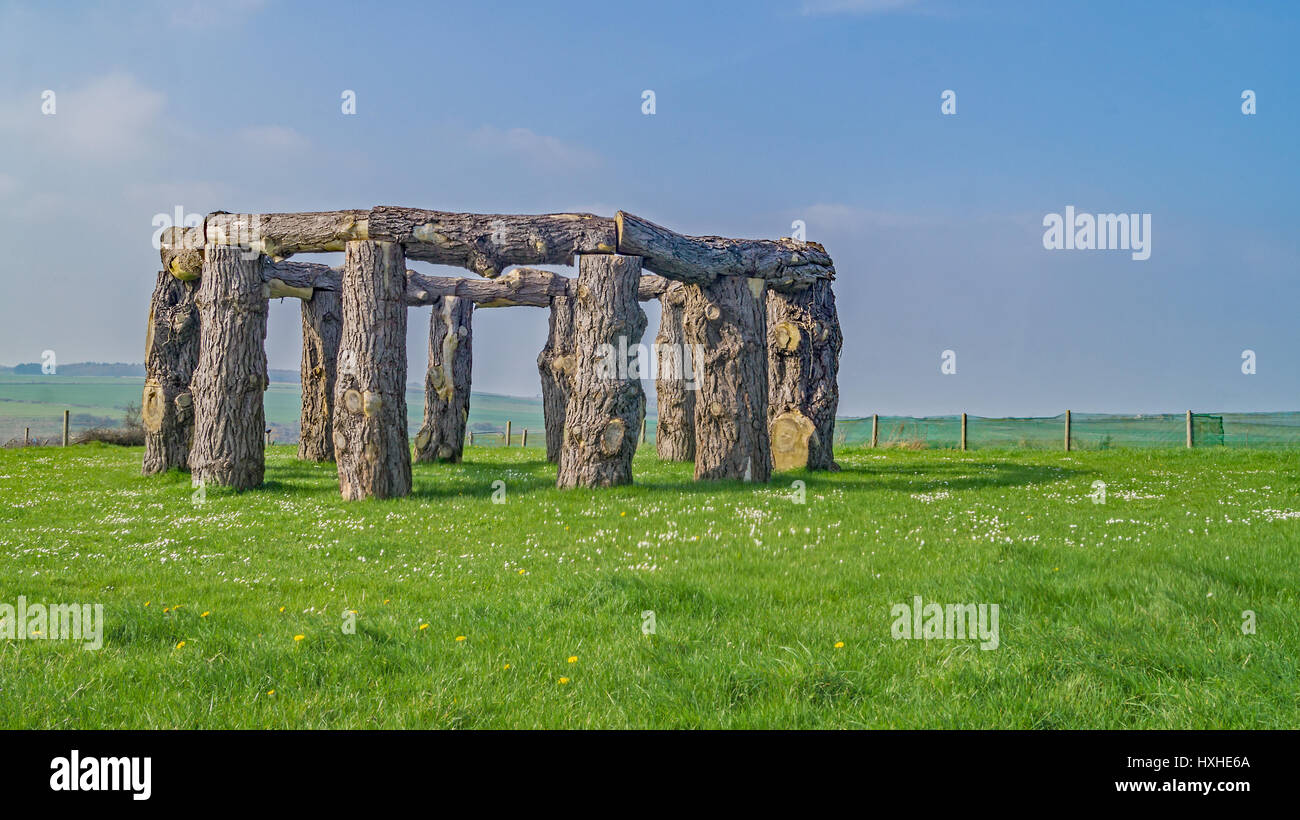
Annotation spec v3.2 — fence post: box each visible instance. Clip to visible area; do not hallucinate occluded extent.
[505,420,511,447]
[871,414,878,448]
[1064,410,1071,452]
[62,410,69,447]
[469,431,475,447]
[265,428,272,447]
[960,413,967,451]
[1186,410,1193,449]
[24,427,30,446]
[522,428,528,448]
[640,417,647,444]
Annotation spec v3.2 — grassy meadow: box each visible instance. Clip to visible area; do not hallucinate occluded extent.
[0,442,1297,728]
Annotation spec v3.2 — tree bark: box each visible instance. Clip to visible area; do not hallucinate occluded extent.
[616,211,834,290]
[142,270,200,474]
[333,241,411,500]
[189,246,268,489]
[537,294,576,464]
[414,295,473,463]
[160,226,204,281]
[654,281,695,461]
[767,279,843,471]
[556,254,647,488]
[367,207,616,277]
[298,289,341,461]
[406,266,570,308]
[683,276,771,482]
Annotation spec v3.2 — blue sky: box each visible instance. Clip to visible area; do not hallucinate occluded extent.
[0,0,1296,416]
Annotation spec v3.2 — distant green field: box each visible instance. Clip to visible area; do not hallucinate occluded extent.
[1,444,1297,728]
[0,372,556,444]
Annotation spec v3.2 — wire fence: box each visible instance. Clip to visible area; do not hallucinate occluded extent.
[834,412,1300,450]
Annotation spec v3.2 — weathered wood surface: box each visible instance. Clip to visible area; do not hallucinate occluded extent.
[142,270,200,474]
[537,293,576,463]
[653,281,696,462]
[367,207,616,277]
[556,254,647,488]
[160,226,205,281]
[683,276,771,482]
[414,295,473,463]
[333,241,412,500]
[189,247,268,489]
[298,289,341,461]
[767,279,842,471]
[198,208,614,275]
[616,211,834,290]
[183,208,835,290]
[405,267,569,308]
[205,211,370,259]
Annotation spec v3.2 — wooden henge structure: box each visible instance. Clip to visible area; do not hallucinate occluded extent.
[142,207,843,498]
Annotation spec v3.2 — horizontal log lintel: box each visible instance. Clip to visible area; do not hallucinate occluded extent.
[260,261,669,307]
[161,208,835,291]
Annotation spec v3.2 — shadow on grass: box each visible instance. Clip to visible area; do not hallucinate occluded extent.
[191,450,1084,501]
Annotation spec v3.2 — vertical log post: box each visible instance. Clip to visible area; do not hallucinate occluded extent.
[960,413,968,451]
[871,414,879,448]
[62,410,69,447]
[414,295,473,463]
[537,294,576,463]
[142,270,201,474]
[505,420,511,447]
[190,246,268,489]
[765,279,843,471]
[654,281,696,461]
[1064,409,1071,452]
[333,241,411,500]
[1186,410,1193,449]
[298,289,341,461]
[684,276,771,482]
[556,254,647,488]
[521,428,528,447]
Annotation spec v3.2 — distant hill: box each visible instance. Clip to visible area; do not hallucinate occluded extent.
[4,362,302,382]
[9,362,145,377]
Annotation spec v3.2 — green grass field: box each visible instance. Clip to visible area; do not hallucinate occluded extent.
[1,443,1297,728]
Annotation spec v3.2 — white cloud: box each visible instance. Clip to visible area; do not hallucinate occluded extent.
[236,124,311,151]
[467,125,604,173]
[801,0,920,15]
[0,73,165,163]
[166,0,267,28]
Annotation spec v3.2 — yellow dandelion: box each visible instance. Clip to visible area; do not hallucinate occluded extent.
[267,689,275,696]
[567,655,578,663]
[455,635,467,642]
[144,601,150,607]
[419,623,429,631]
[293,634,305,641]
[383,599,390,604]
[620,511,626,517]
[175,640,185,649]
[201,611,210,618]
[279,606,286,613]
[503,664,511,670]
[163,607,170,613]
[518,569,526,575]
[834,641,845,649]
[558,677,570,685]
